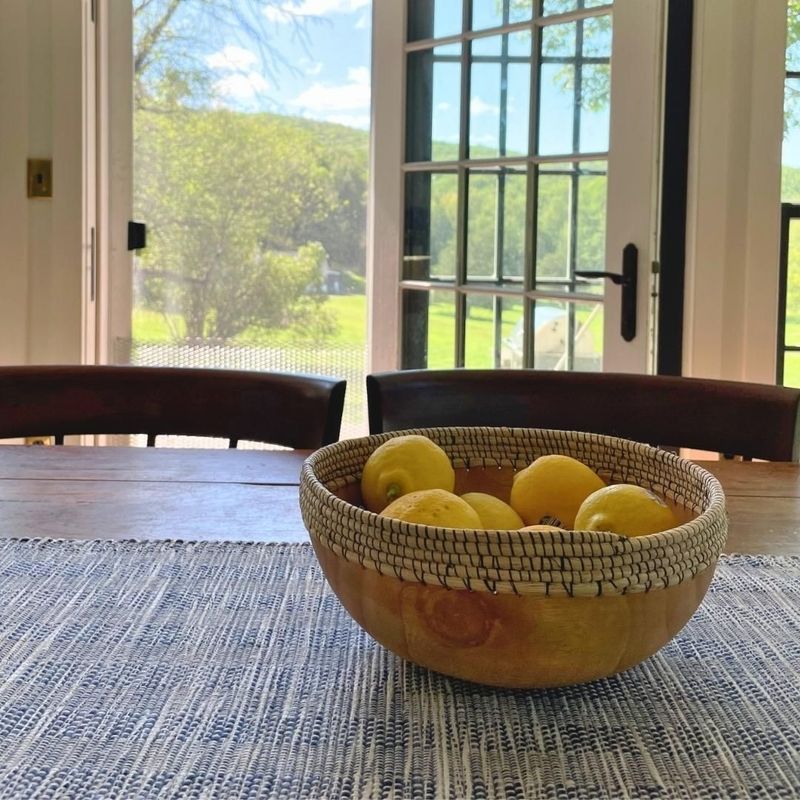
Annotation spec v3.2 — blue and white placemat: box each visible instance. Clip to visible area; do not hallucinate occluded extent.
[0,540,797,800]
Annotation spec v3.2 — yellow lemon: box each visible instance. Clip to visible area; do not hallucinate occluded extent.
[460,492,524,530]
[361,434,455,513]
[381,488,482,528]
[509,454,605,528]
[574,483,678,537]
[518,524,564,532]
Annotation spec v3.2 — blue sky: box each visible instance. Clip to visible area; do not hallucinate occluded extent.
[203,2,610,155]
[199,1,800,168]
[204,0,372,128]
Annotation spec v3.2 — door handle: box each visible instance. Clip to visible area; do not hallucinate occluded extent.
[575,243,638,342]
[127,221,147,251]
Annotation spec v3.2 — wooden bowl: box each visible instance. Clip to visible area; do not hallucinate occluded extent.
[299,427,727,688]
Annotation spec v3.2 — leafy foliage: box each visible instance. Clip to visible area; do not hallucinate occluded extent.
[134,109,346,341]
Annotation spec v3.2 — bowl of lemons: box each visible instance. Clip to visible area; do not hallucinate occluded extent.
[299,427,727,688]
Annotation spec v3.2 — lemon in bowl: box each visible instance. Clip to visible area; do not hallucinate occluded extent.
[509,453,605,528]
[382,488,482,528]
[575,483,678,536]
[360,434,454,512]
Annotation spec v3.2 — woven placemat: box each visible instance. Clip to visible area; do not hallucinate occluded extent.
[0,540,796,800]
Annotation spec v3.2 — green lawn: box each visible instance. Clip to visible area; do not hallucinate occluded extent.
[133,293,603,368]
[133,296,366,347]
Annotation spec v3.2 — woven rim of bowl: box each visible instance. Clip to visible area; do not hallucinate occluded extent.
[300,427,728,597]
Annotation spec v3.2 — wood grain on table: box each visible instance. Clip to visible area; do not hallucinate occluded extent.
[0,447,797,554]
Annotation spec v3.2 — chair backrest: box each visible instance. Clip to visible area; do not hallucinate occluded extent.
[367,369,800,461]
[0,365,346,449]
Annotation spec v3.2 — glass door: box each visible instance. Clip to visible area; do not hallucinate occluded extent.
[370,0,664,374]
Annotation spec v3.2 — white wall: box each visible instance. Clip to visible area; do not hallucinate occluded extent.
[0,0,87,366]
[683,0,787,382]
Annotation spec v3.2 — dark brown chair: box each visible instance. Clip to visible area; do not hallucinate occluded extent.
[0,365,346,449]
[366,369,800,461]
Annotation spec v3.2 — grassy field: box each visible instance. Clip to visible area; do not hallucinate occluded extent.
[133,293,603,368]
[133,295,800,387]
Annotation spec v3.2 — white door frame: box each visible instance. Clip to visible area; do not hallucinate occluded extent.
[94,0,133,366]
[368,0,405,373]
[683,0,787,383]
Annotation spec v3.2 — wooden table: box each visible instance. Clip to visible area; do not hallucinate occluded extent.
[0,446,311,543]
[0,446,798,554]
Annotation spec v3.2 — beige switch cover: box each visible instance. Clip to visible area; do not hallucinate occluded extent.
[27,158,52,198]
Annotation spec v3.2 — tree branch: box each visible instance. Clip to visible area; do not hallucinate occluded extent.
[134,0,183,76]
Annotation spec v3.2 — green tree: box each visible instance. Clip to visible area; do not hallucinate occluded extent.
[131,0,372,342]
[135,109,339,340]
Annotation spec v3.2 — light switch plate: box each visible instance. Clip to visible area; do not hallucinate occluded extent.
[27,159,52,198]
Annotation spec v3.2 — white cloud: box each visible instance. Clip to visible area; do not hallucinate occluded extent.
[206,45,270,108]
[265,0,369,23]
[355,11,370,29]
[437,101,452,112]
[347,66,369,85]
[290,65,370,111]
[206,45,258,72]
[213,72,270,103]
[470,97,498,116]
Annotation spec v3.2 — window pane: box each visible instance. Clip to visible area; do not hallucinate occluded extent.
[783,77,800,201]
[470,34,531,157]
[401,289,456,368]
[406,45,462,162]
[465,295,524,368]
[470,61,502,157]
[536,162,606,291]
[466,173,497,280]
[404,172,459,281]
[576,163,607,293]
[783,351,800,388]
[538,62,574,156]
[542,0,609,14]
[580,64,610,152]
[574,301,603,370]
[580,15,611,152]
[466,168,527,282]
[583,14,612,57]
[542,20,576,57]
[535,167,571,282]
[472,0,533,30]
[785,219,800,347]
[538,18,610,156]
[407,0,462,41]
[530,301,602,371]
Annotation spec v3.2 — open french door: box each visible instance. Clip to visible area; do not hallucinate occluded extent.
[369,0,665,374]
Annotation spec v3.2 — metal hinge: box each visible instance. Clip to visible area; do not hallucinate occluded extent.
[651,260,661,275]
[91,0,95,23]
